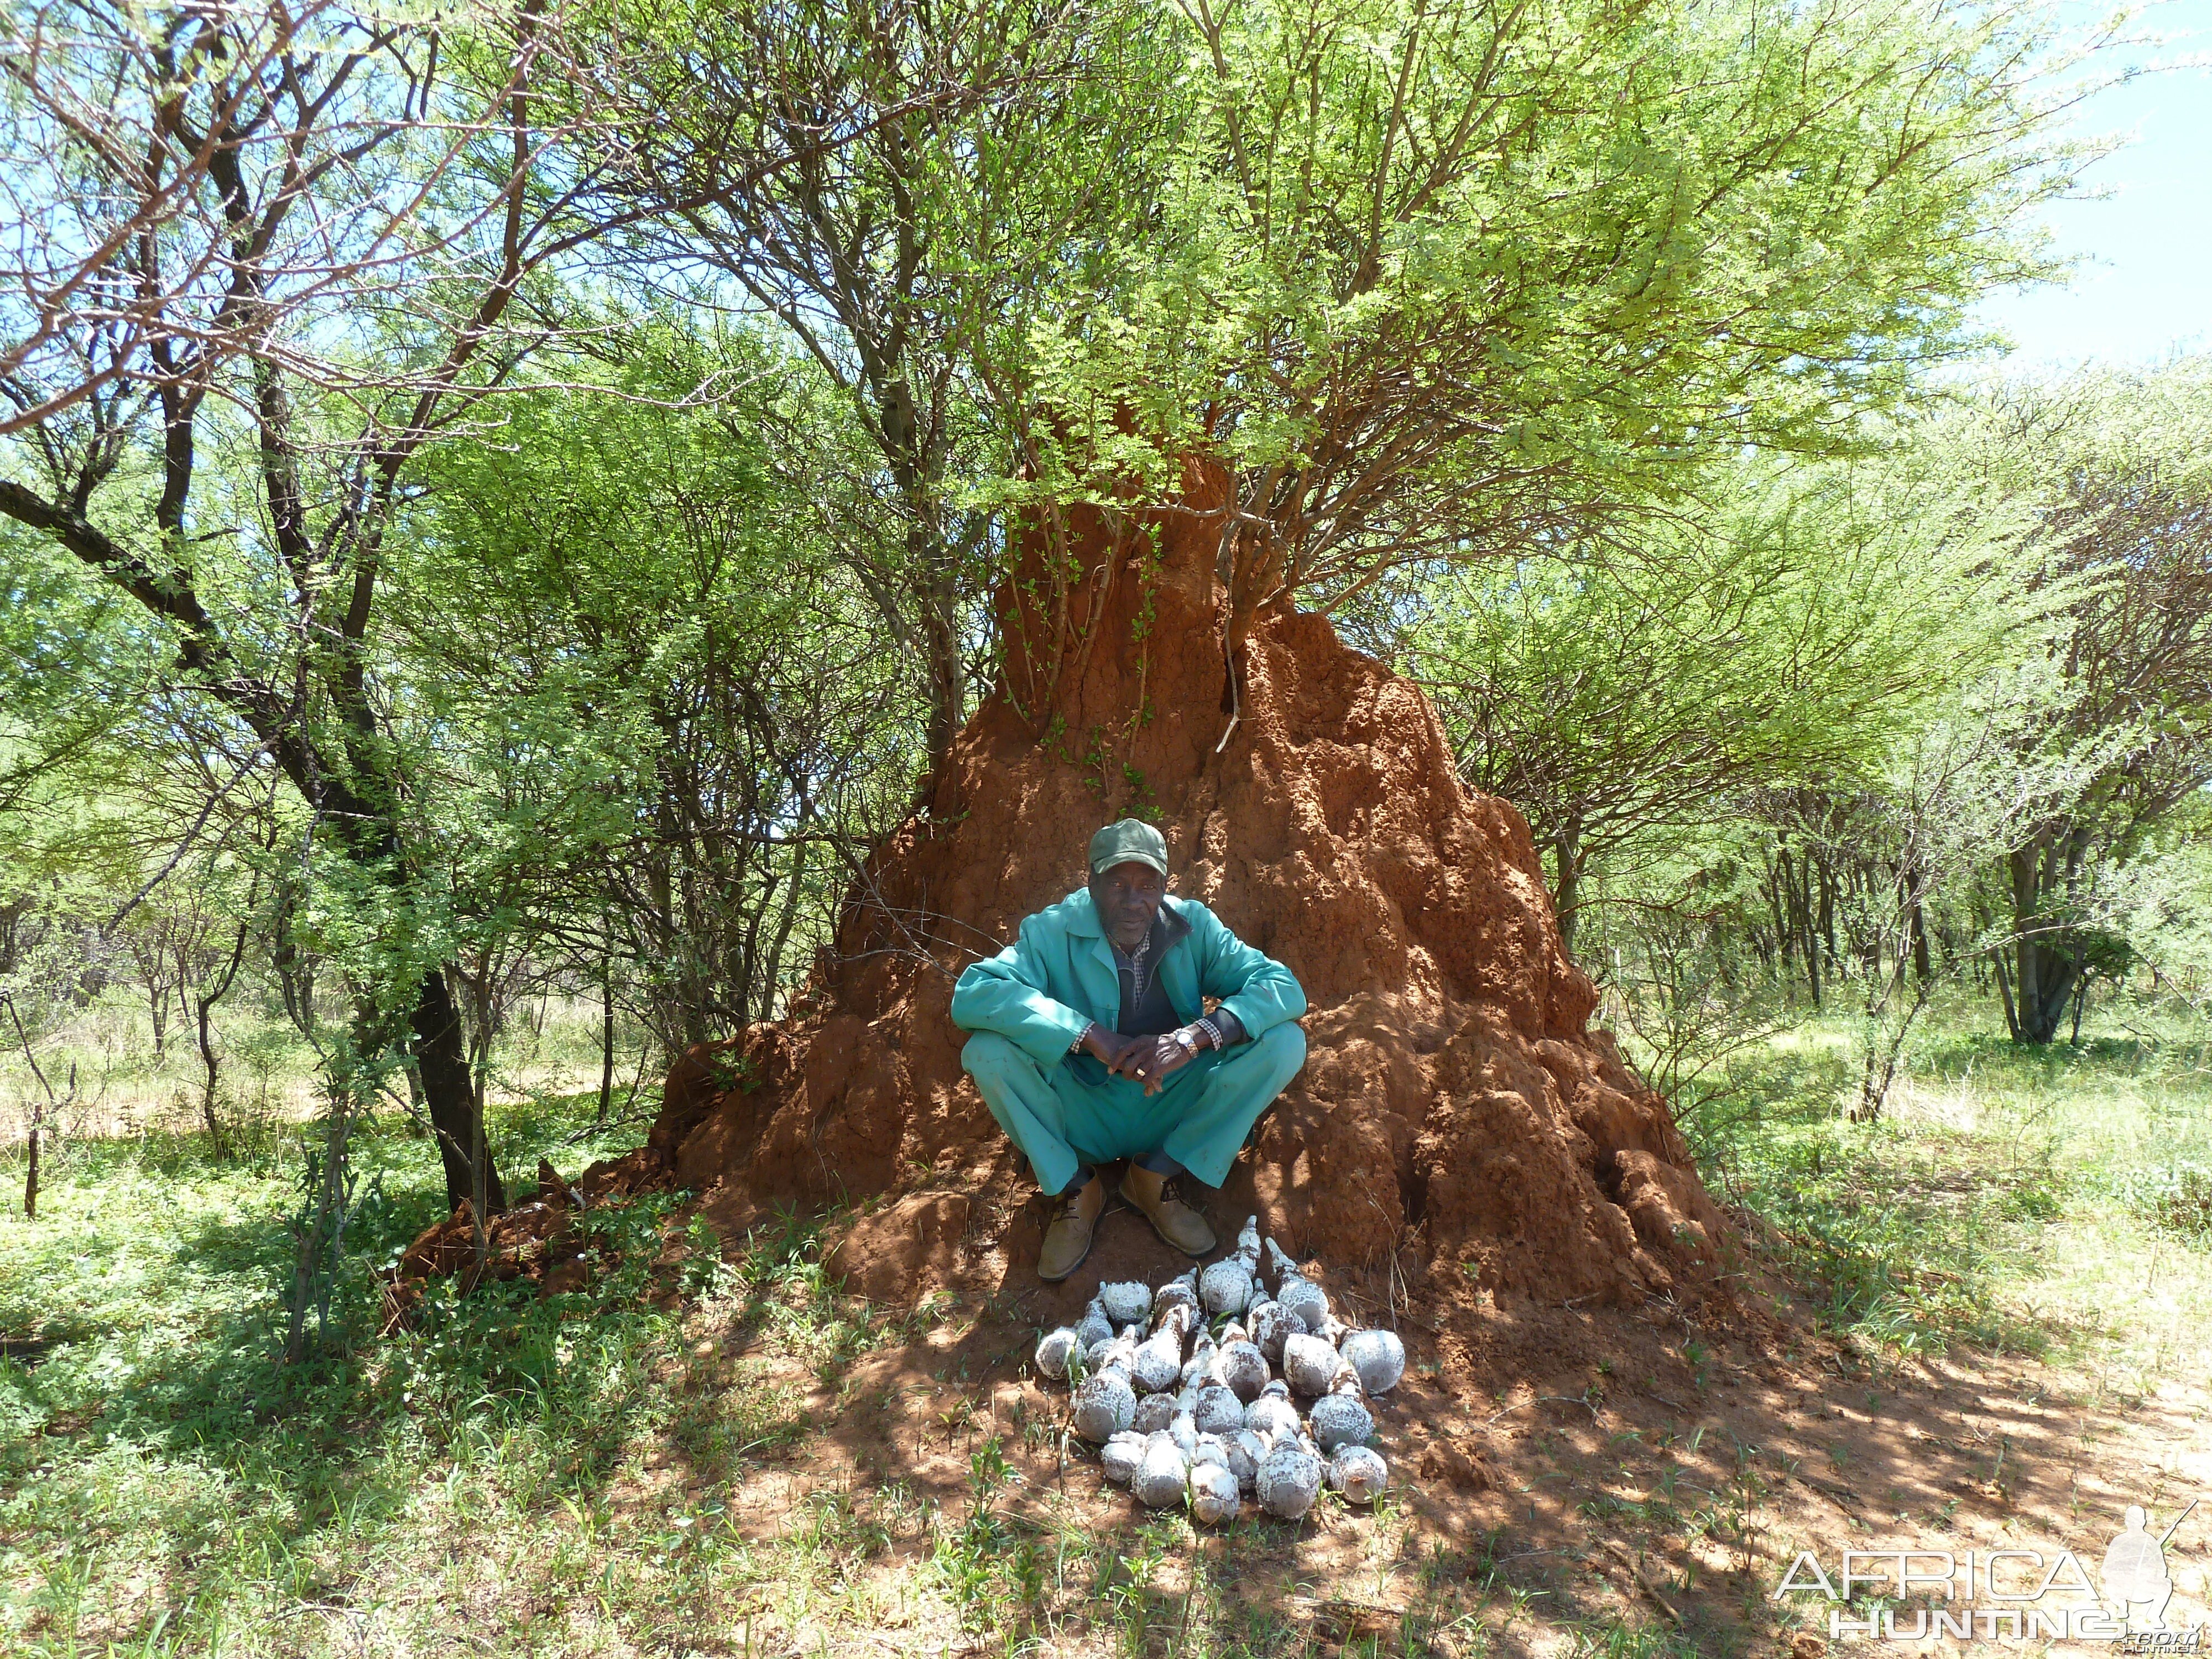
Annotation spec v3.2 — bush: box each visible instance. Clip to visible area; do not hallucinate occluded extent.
[2116,1163,2212,1243]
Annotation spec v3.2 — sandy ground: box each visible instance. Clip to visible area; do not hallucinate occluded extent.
[629,1266,2212,1657]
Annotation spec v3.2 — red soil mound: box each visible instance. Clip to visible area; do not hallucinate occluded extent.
[641,467,1731,1319]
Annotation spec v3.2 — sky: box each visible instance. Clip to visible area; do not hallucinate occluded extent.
[1970,0,2212,368]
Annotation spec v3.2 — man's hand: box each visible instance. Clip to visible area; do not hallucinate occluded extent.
[1079,1025,1134,1070]
[1106,1032,1197,1095]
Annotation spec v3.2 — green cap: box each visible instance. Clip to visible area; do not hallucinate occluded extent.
[1088,818,1168,879]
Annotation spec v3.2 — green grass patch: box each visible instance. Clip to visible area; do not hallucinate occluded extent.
[1686,990,2212,1371]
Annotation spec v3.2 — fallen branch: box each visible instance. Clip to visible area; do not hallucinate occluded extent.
[1602,1541,1684,1625]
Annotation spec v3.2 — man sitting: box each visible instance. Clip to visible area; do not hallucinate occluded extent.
[952,818,1308,1280]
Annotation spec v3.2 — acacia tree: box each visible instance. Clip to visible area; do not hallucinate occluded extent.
[390,328,923,1051]
[1399,457,2026,944]
[1020,0,2076,689]
[590,0,1173,785]
[1952,366,2212,1043]
[0,0,636,1227]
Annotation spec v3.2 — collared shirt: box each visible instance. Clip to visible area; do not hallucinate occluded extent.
[1110,911,1183,1036]
[952,886,1307,1068]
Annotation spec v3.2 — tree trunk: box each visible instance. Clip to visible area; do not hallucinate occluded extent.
[1551,825,1585,949]
[1992,947,2021,1041]
[598,955,617,1126]
[2007,842,2084,1045]
[920,562,965,790]
[409,968,505,1214]
[197,997,226,1159]
[2009,937,2082,1044]
[23,1109,38,1221]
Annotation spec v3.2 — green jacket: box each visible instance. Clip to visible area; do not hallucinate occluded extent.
[951,889,1306,1068]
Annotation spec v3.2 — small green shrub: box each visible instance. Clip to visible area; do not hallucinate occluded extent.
[2116,1163,2212,1243]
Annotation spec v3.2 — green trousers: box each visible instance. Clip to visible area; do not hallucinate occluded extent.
[961,1023,1306,1196]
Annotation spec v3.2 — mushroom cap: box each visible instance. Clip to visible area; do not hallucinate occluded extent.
[1151,1272,1199,1321]
[1246,1301,1290,1363]
[1100,1431,1147,1485]
[1199,1256,1255,1316]
[1277,1277,1330,1329]
[1099,1281,1154,1326]
[1180,1332,1218,1387]
[1308,1390,1375,1453]
[1188,1458,1241,1525]
[1130,1391,1179,1435]
[1073,1370,1137,1442]
[1075,1300,1113,1349]
[1339,1328,1407,1395]
[1193,1383,1245,1437]
[1034,1327,1079,1380]
[1255,1439,1324,1520]
[1132,1328,1184,1395]
[1133,1432,1190,1509]
[1246,1384,1302,1441]
[1282,1332,1343,1397]
[1224,1428,1268,1493]
[1090,1323,1142,1375]
[1328,1445,1389,1504]
[1217,1339,1270,1403]
[1169,1411,1199,1458]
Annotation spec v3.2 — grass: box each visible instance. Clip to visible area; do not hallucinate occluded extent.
[7,983,2212,1652]
[1684,984,2212,1381]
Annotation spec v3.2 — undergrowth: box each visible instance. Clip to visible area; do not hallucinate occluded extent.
[1683,994,2212,1375]
[6,994,2212,1652]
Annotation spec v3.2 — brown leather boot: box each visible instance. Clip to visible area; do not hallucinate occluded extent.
[1037,1174,1107,1282]
[1119,1163,1215,1256]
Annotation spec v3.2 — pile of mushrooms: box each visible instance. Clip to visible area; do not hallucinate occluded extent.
[1031,1219,1404,1523]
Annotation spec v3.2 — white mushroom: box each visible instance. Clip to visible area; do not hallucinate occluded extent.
[1201,1217,1262,1315]
[1100,1430,1147,1485]
[1188,1455,1242,1525]
[1255,1434,1324,1520]
[1151,1270,1199,1324]
[1215,1323,1270,1402]
[1133,1431,1190,1509]
[1282,1331,1343,1397]
[1246,1297,1295,1363]
[1264,1239,1331,1331]
[1328,1445,1389,1504]
[1073,1365,1136,1443]
[1133,1304,1193,1394]
[1339,1328,1406,1395]
[1245,1379,1301,1441]
[1308,1378,1375,1452]
[1034,1327,1079,1381]
[1193,1382,1245,1437]
[1099,1281,1153,1327]
[1089,1323,1141,1375]
[1169,1408,1199,1460]
[1131,1391,1179,1435]
[1224,1428,1269,1493]
[1180,1331,1218,1389]
[1075,1296,1113,1351]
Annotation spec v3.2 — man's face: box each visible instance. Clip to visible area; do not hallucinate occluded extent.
[1090,860,1165,950]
